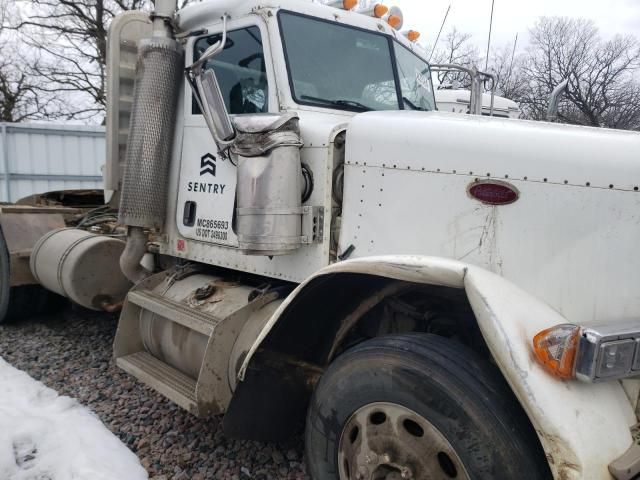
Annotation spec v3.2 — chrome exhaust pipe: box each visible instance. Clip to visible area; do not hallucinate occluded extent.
[120,227,152,284]
[118,0,182,283]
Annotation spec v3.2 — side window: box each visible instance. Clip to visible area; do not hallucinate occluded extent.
[193,26,268,115]
[393,43,436,111]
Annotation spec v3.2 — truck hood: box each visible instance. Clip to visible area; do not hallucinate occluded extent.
[339,109,640,325]
[345,110,640,191]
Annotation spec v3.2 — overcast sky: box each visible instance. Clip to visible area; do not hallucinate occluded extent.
[393,0,640,53]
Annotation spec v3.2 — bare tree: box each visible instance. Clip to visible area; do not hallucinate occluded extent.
[429,28,482,88]
[428,28,527,106]
[520,17,640,128]
[0,53,63,122]
[599,81,640,130]
[0,0,71,122]
[12,0,159,121]
[14,0,202,121]
[486,45,529,105]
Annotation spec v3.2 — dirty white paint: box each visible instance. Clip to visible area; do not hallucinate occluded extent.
[240,256,637,480]
[340,111,640,326]
[465,266,636,480]
[115,2,640,477]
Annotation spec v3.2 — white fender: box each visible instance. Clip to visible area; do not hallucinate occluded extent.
[239,255,637,480]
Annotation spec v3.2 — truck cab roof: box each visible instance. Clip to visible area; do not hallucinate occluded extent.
[176,0,424,55]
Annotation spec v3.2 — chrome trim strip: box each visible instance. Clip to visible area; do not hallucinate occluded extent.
[576,320,640,383]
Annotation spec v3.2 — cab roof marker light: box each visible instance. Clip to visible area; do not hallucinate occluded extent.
[402,30,421,42]
[382,6,403,30]
[327,0,358,10]
[358,3,389,18]
[374,4,388,17]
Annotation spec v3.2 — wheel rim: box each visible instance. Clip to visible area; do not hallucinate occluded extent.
[338,402,470,480]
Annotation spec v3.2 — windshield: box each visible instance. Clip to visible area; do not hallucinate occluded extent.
[278,11,435,113]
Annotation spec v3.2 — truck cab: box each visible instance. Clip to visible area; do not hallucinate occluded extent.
[165,1,438,282]
[25,1,640,479]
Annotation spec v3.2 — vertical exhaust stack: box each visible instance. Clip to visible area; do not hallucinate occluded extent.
[547,79,569,123]
[118,0,183,283]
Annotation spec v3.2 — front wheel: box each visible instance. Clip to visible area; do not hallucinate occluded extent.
[305,334,551,480]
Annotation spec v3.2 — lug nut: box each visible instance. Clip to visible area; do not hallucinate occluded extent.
[365,452,378,464]
[356,466,368,479]
[400,467,413,479]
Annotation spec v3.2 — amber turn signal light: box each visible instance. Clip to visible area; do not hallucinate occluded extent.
[533,324,581,379]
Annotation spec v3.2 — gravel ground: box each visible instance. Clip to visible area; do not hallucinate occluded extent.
[0,305,308,480]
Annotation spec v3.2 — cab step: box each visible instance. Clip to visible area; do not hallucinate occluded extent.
[116,351,198,415]
[113,270,282,418]
[126,289,217,336]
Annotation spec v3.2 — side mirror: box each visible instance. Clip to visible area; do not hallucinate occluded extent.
[185,14,236,149]
[195,68,235,143]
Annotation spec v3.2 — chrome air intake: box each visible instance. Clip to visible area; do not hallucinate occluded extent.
[232,113,304,256]
[118,36,183,230]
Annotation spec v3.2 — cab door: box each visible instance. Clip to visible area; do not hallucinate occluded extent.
[177,17,277,247]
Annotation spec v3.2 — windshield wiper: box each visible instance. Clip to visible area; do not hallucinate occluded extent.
[402,96,427,111]
[300,95,373,112]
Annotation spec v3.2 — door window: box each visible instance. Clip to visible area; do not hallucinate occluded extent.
[193,26,269,114]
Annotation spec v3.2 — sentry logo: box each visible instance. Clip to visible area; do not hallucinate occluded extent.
[200,153,216,177]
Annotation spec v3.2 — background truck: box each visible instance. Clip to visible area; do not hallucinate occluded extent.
[431,63,522,119]
[2,0,639,479]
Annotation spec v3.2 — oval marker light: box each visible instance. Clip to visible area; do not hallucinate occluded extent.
[468,181,519,205]
[533,324,581,379]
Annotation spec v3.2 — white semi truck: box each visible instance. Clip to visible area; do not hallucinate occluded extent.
[1,0,639,479]
[431,64,522,119]
[434,88,521,118]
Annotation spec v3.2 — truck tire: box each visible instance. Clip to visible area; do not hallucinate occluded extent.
[305,334,552,480]
[0,227,65,324]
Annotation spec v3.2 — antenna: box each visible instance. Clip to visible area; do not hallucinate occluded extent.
[429,4,451,62]
[506,33,518,89]
[484,0,495,70]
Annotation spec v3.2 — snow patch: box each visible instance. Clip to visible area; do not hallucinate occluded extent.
[0,357,148,480]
